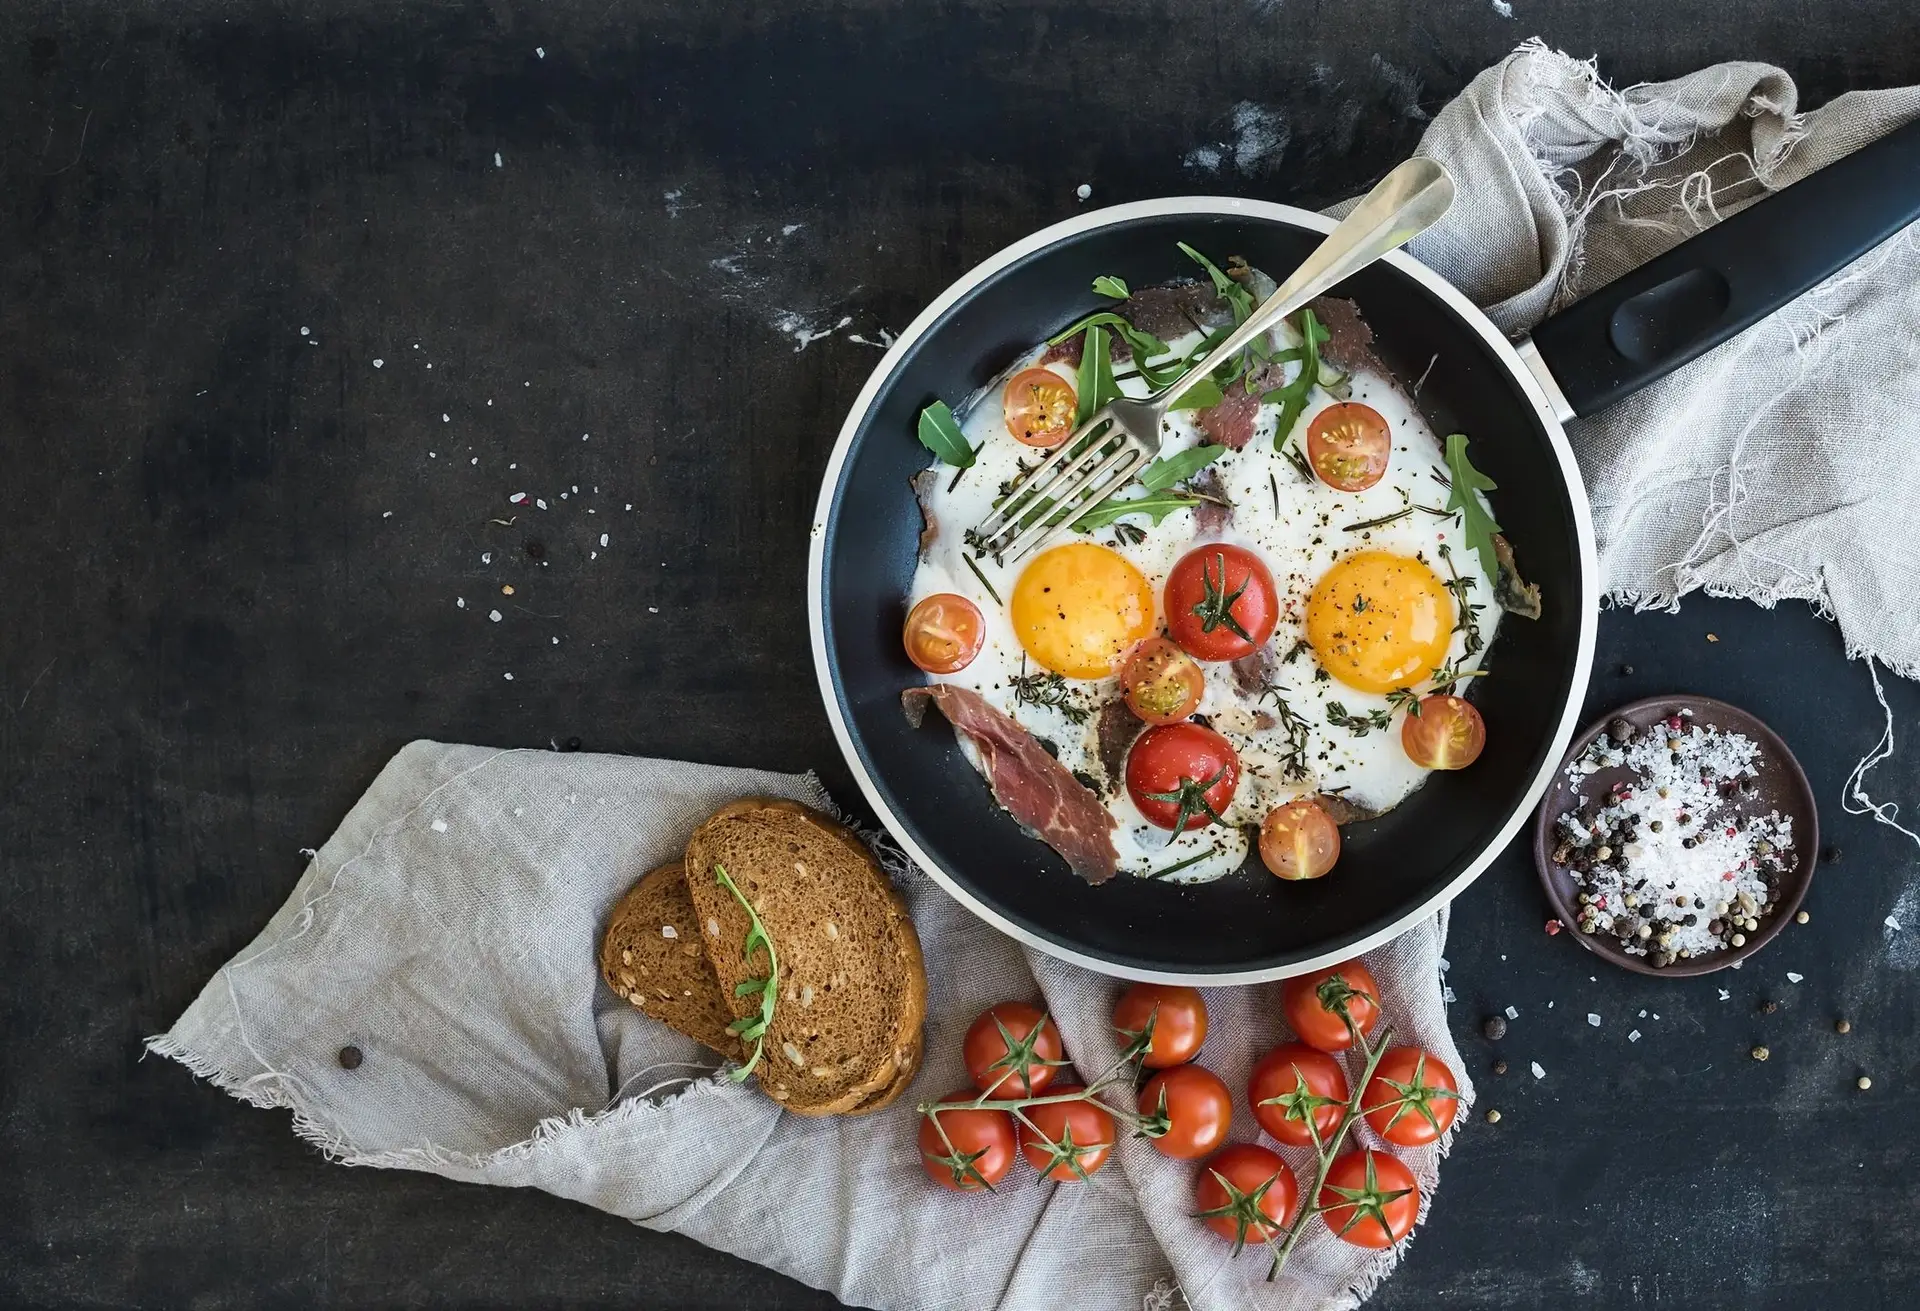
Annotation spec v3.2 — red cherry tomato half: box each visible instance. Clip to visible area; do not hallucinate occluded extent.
[1119,637,1206,725]
[1112,983,1208,1068]
[918,1090,1017,1192]
[1319,1150,1419,1248]
[1137,1064,1233,1160]
[1003,367,1078,448]
[1361,1047,1461,1147]
[962,1001,1064,1097]
[1281,960,1382,1053]
[1163,544,1278,662]
[1193,1144,1300,1249]
[1017,1085,1117,1180]
[1258,798,1342,881]
[1305,402,1392,492]
[903,593,985,674]
[1248,1042,1350,1147]
[1124,722,1240,833]
[1401,694,1487,770]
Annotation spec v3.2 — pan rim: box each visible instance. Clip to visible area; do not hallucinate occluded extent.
[806,194,1600,982]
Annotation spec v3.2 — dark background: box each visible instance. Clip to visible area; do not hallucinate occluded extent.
[6,1,1920,1306]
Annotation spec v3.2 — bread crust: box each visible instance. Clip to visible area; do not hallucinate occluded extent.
[685,798,927,1116]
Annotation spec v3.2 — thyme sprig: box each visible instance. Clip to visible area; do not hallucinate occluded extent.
[1010,660,1090,724]
[712,864,778,1082]
[1437,542,1484,657]
[1257,684,1315,780]
[1325,701,1393,737]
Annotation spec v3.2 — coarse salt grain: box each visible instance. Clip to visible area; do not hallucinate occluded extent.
[661,925,677,939]
[489,609,502,622]
[504,672,513,680]
[1787,972,1804,983]
[1628,1030,1642,1042]
[510,492,527,504]
[430,819,447,833]
[1718,989,1731,1001]
[536,499,548,510]
[373,359,384,368]
[1530,1062,1545,1079]
[1504,1005,1518,1019]
[1587,1013,1601,1026]
[600,533,609,548]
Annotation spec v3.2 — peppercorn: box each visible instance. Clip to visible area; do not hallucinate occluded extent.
[1796,910,1811,924]
[1483,1015,1508,1041]
[1485,1108,1502,1124]
[1836,1018,1852,1035]
[1823,845,1841,863]
[1493,1059,1508,1075]
[1857,1076,1872,1090]
[1759,1000,1778,1014]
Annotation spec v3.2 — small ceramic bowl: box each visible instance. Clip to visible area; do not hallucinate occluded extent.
[1531,695,1818,977]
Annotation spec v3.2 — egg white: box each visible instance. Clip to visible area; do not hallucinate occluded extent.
[910,318,1502,883]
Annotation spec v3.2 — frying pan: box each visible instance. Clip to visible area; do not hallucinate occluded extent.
[807,120,1920,983]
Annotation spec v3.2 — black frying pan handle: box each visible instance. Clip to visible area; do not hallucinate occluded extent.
[1528,116,1920,418]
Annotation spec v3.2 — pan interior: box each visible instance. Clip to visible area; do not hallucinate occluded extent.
[818,209,1588,977]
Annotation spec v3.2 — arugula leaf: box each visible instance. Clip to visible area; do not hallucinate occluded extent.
[1139,444,1226,493]
[1443,433,1503,578]
[1168,375,1224,411]
[1262,307,1328,451]
[1177,242,1256,323]
[916,400,975,467]
[1076,324,1121,423]
[1070,489,1206,532]
[1049,311,1170,372]
[1092,275,1130,299]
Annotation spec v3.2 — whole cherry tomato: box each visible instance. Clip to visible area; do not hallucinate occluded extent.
[1016,1085,1117,1180]
[1361,1047,1461,1147]
[1125,723,1240,834]
[918,1090,1017,1192]
[1193,1144,1299,1250]
[962,1001,1064,1097]
[1281,960,1382,1052]
[1248,1042,1350,1147]
[1162,544,1278,662]
[1319,1150,1419,1248]
[1112,983,1208,1068]
[1138,1064,1233,1160]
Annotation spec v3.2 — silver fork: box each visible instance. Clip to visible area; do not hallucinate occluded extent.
[972,157,1456,563]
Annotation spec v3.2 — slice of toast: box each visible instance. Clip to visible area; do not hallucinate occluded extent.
[600,863,743,1059]
[684,799,926,1117]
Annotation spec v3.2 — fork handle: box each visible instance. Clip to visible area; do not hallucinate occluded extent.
[1157,158,1457,410]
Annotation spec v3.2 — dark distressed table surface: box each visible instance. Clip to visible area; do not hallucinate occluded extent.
[7,2,1920,1307]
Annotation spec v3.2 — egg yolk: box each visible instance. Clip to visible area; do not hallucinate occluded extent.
[1010,542,1155,679]
[1306,550,1454,693]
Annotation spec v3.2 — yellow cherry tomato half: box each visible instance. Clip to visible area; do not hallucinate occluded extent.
[903,593,986,674]
[1003,367,1078,448]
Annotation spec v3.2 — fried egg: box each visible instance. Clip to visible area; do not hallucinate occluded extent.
[909,310,1502,883]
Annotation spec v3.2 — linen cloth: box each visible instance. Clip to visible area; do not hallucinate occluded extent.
[1400,40,1920,675]
[152,42,1920,1311]
[152,743,1466,1311]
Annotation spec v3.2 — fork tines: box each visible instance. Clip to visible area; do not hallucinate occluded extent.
[970,413,1149,563]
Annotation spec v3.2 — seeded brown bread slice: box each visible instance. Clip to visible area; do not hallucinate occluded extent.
[684,798,926,1117]
[599,863,743,1059]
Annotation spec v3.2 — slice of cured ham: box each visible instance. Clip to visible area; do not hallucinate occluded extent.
[902,684,1119,885]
